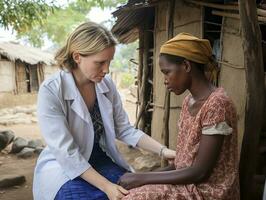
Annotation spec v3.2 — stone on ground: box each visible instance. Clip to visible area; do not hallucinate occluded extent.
[28,139,44,149]
[0,175,26,188]
[17,147,35,159]
[11,137,28,153]
[34,147,44,155]
[0,130,15,151]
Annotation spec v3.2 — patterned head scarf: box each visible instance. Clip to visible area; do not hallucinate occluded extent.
[160,32,219,83]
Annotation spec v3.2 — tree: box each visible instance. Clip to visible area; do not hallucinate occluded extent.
[15,0,127,47]
[0,0,54,33]
[111,41,139,72]
[0,0,127,47]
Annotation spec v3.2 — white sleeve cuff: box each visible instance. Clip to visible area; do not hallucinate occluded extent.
[202,121,233,136]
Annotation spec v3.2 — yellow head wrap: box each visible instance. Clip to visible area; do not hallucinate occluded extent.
[160,32,219,83]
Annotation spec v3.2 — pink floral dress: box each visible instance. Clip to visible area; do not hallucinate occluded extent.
[123,88,240,200]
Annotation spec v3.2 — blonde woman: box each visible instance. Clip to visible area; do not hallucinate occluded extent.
[32,21,175,200]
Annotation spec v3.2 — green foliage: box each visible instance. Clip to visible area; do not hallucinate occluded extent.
[111,41,139,72]
[17,3,88,47]
[14,0,127,47]
[0,0,127,47]
[78,0,126,8]
[120,73,135,88]
[0,0,54,33]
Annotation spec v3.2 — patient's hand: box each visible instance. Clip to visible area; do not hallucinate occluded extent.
[118,173,143,190]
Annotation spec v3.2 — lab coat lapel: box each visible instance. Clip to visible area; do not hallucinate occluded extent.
[96,81,115,139]
[62,72,91,125]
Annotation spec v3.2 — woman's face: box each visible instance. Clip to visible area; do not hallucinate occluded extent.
[159,55,190,95]
[74,46,115,83]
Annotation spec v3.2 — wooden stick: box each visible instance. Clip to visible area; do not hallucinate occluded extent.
[161,0,175,167]
[151,103,182,109]
[187,0,266,18]
[204,21,222,26]
[212,10,240,19]
[217,60,245,70]
[258,8,266,17]
[258,16,266,22]
[205,30,221,33]
[148,79,153,85]
[212,10,266,22]
[185,0,238,11]
[135,15,152,132]
[136,29,144,122]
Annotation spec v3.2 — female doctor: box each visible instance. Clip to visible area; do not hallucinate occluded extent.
[33,21,175,200]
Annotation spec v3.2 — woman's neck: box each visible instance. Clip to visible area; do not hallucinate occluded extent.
[189,75,215,101]
[72,68,94,88]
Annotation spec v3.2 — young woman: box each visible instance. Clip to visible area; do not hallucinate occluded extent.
[119,33,240,200]
[32,21,175,200]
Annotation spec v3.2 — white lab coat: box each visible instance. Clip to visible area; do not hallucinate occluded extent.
[33,70,144,200]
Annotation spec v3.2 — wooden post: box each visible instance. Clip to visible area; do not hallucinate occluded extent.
[239,0,265,199]
[135,16,150,131]
[161,0,175,166]
[136,26,144,122]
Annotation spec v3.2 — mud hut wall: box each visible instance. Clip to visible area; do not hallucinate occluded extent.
[0,60,15,92]
[151,1,203,149]
[219,17,246,154]
[0,60,37,109]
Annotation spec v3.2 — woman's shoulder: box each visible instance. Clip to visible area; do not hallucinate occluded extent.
[204,88,236,117]
[39,70,70,99]
[209,88,233,107]
[40,70,63,89]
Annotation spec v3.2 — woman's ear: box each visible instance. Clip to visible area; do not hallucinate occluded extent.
[183,60,191,73]
[72,52,80,65]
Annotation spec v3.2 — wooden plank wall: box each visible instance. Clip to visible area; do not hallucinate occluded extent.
[151,0,203,149]
[15,60,28,94]
[219,17,246,154]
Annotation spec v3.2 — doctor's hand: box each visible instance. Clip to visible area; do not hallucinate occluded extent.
[104,183,129,200]
[162,148,176,165]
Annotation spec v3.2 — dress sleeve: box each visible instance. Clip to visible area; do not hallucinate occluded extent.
[202,121,233,135]
[37,84,91,180]
[201,96,233,136]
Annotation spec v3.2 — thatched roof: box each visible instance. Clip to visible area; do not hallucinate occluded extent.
[0,42,55,65]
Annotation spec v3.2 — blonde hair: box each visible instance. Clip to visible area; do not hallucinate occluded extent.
[55,21,117,71]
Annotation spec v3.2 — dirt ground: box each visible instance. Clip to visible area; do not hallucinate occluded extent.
[0,123,40,200]
[0,90,141,200]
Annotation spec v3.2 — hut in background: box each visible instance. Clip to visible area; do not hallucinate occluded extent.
[0,42,58,108]
[112,0,266,199]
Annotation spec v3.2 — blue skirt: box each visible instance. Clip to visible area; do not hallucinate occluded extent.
[55,143,127,200]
